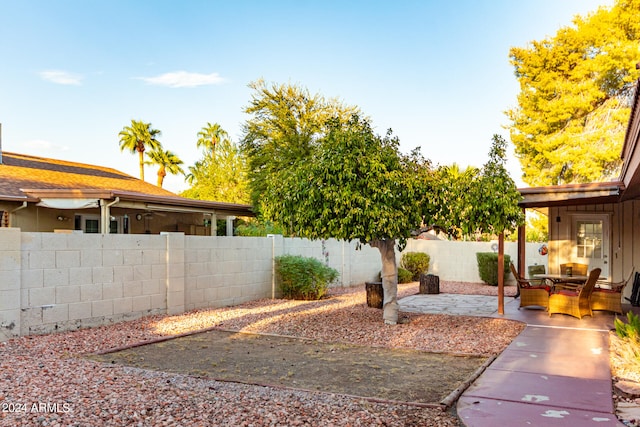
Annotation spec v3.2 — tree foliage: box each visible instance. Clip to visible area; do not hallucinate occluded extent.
[235,219,285,237]
[145,148,184,188]
[254,113,433,324]
[181,128,249,204]
[525,210,549,242]
[197,122,230,154]
[240,81,524,322]
[430,163,480,239]
[507,0,640,185]
[118,119,162,181]
[469,135,525,236]
[241,79,359,213]
[261,115,431,244]
[429,136,523,240]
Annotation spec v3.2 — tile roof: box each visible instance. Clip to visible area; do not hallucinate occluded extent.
[0,152,254,217]
[0,152,177,199]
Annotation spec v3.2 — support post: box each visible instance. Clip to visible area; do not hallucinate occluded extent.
[498,232,505,315]
[226,216,236,236]
[518,207,526,274]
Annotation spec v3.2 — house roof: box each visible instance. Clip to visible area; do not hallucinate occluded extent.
[519,74,640,208]
[619,70,640,201]
[0,152,254,217]
[518,181,624,208]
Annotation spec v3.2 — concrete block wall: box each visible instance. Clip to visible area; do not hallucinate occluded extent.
[280,238,381,286]
[0,229,549,341]
[18,232,167,335]
[0,228,21,340]
[403,239,547,283]
[183,236,274,311]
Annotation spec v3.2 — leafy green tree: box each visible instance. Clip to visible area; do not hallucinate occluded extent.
[469,135,525,313]
[259,115,434,324]
[235,219,285,237]
[197,122,230,154]
[118,119,162,181]
[525,210,549,242]
[241,79,359,213]
[430,163,480,240]
[181,137,249,204]
[468,135,524,237]
[507,0,640,185]
[145,148,185,188]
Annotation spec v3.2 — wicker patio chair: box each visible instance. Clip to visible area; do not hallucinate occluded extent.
[559,262,588,276]
[510,263,550,310]
[549,268,601,319]
[591,268,635,314]
[527,264,546,278]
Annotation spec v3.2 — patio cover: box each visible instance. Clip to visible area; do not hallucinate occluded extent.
[36,198,99,209]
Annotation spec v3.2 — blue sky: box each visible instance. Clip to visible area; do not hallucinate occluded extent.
[1,0,612,193]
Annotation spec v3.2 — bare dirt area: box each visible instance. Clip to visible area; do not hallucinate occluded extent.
[90,328,487,406]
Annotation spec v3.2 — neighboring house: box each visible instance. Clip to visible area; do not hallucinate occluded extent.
[0,151,253,235]
[518,72,640,303]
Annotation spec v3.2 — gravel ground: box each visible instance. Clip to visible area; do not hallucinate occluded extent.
[0,282,525,427]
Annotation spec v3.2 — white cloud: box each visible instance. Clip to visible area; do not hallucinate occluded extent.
[138,71,225,88]
[39,70,83,85]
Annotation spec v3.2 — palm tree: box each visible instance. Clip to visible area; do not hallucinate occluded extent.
[118,120,162,180]
[185,161,202,185]
[197,122,229,154]
[145,148,185,188]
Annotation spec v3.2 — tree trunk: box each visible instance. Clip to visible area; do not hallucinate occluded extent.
[138,150,145,181]
[371,238,398,325]
[365,282,384,308]
[498,232,505,315]
[157,168,166,187]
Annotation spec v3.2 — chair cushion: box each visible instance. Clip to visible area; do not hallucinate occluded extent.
[552,289,578,296]
[593,288,620,294]
[526,285,551,292]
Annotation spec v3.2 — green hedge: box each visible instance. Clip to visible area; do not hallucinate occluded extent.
[398,267,413,284]
[275,255,339,300]
[400,252,430,280]
[476,252,511,286]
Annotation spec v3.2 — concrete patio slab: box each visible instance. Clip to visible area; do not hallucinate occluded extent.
[457,396,621,426]
[399,294,512,316]
[490,345,611,380]
[463,367,614,413]
[509,325,609,354]
[397,292,626,426]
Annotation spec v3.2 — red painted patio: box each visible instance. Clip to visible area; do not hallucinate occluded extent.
[456,299,633,426]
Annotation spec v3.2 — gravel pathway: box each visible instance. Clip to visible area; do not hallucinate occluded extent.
[1,282,523,426]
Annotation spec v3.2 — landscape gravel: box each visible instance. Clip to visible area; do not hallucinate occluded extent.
[1,282,524,426]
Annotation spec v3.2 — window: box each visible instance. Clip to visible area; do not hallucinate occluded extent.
[75,214,122,233]
[84,218,100,233]
[576,220,603,259]
[109,218,118,234]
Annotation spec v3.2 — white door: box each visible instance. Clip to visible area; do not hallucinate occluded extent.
[572,214,610,278]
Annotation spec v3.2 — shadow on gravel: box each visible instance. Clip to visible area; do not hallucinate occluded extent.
[88,329,487,405]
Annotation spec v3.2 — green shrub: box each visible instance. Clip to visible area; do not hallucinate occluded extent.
[400,252,430,280]
[235,220,285,237]
[275,255,338,300]
[476,252,511,286]
[613,312,640,376]
[398,267,413,284]
[615,312,640,340]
